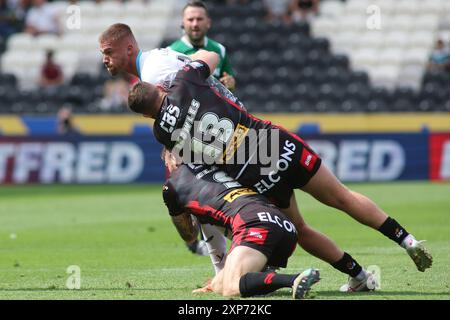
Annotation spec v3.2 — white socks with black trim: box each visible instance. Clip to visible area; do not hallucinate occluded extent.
[401,234,418,249]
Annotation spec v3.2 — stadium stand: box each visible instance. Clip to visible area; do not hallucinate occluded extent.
[0,0,449,114]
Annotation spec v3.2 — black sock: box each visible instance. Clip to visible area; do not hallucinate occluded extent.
[378,217,409,245]
[239,272,297,298]
[331,252,363,278]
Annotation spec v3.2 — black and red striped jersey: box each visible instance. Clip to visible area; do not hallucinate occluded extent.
[162,164,273,229]
[154,59,320,209]
[152,60,273,177]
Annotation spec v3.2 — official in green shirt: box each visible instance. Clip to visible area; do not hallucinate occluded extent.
[169,0,236,91]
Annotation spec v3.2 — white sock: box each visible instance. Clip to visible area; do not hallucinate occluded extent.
[401,234,418,249]
[354,269,367,281]
[200,223,227,274]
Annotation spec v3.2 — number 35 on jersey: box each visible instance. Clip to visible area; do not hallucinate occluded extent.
[160,104,181,133]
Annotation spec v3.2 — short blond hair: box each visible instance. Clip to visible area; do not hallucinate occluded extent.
[99,23,135,43]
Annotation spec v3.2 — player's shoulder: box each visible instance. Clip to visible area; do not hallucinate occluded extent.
[140,48,189,85]
[147,47,177,59]
[206,38,227,58]
[169,40,191,53]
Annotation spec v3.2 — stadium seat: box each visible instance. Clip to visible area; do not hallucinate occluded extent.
[418,99,438,112]
[413,15,439,32]
[319,0,344,18]
[98,1,123,18]
[288,100,315,113]
[7,33,34,52]
[326,68,349,85]
[403,47,429,65]
[331,31,359,54]
[371,65,400,89]
[351,48,379,71]
[441,100,450,112]
[331,54,350,70]
[347,83,371,104]
[71,73,95,87]
[366,98,388,112]
[0,73,18,88]
[383,31,411,49]
[345,0,371,15]
[316,99,340,113]
[123,1,147,19]
[36,34,59,51]
[438,15,450,30]
[408,31,436,48]
[371,87,392,102]
[398,64,425,90]
[378,48,404,66]
[421,0,445,15]
[10,101,32,114]
[388,15,414,31]
[340,99,364,113]
[391,98,412,112]
[312,37,330,54]
[78,0,97,17]
[357,31,385,49]
[338,15,367,33]
[394,0,419,15]
[312,17,336,37]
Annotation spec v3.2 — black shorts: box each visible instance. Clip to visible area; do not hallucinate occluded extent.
[230,127,322,208]
[229,203,297,268]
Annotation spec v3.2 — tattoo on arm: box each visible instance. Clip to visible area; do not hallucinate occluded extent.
[171,213,199,243]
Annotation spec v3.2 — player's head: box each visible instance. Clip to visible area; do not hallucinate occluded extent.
[182,0,211,45]
[128,82,166,119]
[99,23,139,76]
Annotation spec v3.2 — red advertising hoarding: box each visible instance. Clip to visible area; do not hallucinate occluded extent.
[430,134,450,181]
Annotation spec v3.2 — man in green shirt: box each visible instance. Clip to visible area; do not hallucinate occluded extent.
[169,0,236,91]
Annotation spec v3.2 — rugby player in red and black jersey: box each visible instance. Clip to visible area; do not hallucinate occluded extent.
[128,53,432,290]
[162,149,320,298]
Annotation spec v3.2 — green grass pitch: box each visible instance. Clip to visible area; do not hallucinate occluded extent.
[0,182,449,300]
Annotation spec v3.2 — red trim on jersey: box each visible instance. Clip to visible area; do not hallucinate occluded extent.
[186,200,233,227]
[271,123,307,144]
[231,213,246,247]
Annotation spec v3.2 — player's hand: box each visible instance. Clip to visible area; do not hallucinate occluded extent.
[220,72,236,90]
[192,279,213,293]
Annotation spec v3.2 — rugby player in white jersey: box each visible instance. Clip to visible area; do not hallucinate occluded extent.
[99,23,232,275]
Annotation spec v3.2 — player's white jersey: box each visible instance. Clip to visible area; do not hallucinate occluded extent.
[137,47,244,107]
[137,47,189,90]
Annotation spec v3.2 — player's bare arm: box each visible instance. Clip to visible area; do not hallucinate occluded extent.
[171,212,199,244]
[190,49,219,74]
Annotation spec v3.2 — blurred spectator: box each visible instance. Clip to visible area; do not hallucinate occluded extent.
[263,0,291,24]
[427,39,450,71]
[0,0,21,40]
[57,106,78,135]
[289,0,320,23]
[169,0,236,90]
[24,0,60,36]
[99,76,128,111]
[8,0,31,30]
[39,49,64,94]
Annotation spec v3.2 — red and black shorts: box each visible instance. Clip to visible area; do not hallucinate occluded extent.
[232,127,322,209]
[229,203,297,268]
